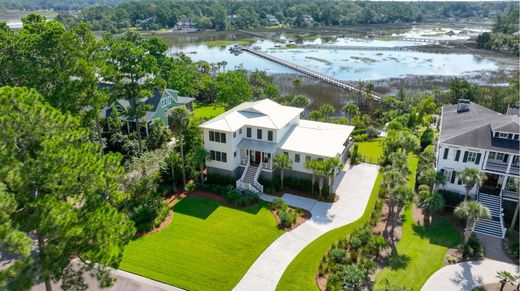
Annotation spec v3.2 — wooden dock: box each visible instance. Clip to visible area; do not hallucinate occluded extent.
[296,44,410,51]
[241,47,382,100]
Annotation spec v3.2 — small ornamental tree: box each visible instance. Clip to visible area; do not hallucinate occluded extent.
[455,200,491,243]
[458,167,486,200]
[274,153,292,189]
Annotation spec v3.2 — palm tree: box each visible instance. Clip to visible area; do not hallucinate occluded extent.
[319,104,335,121]
[168,106,190,187]
[274,153,292,189]
[193,147,209,184]
[458,167,486,200]
[305,159,318,193]
[417,190,445,224]
[400,130,419,156]
[389,185,414,244]
[418,168,437,191]
[496,271,519,291]
[164,151,180,192]
[455,200,491,243]
[342,102,359,125]
[325,158,342,197]
[382,167,407,195]
[314,161,328,197]
[292,78,302,88]
[365,82,374,96]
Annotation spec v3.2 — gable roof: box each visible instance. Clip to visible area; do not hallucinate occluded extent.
[101,88,194,122]
[440,102,519,154]
[199,99,304,132]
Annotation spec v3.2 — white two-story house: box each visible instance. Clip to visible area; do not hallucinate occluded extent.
[437,99,519,238]
[200,99,354,193]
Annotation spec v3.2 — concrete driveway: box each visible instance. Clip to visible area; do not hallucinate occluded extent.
[421,259,519,291]
[233,162,380,291]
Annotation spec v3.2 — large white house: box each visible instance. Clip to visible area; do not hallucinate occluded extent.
[200,99,354,193]
[436,99,519,238]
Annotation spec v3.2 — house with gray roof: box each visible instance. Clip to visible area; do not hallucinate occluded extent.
[102,88,195,136]
[437,99,519,238]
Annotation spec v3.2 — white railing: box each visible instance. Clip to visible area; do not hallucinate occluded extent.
[499,189,506,238]
[262,158,272,170]
[238,159,250,183]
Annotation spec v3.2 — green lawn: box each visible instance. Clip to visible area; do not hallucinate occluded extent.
[120,197,283,291]
[373,153,461,290]
[276,173,382,290]
[356,137,385,163]
[374,209,461,290]
[193,103,226,119]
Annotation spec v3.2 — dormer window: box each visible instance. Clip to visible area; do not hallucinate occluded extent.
[498,132,508,139]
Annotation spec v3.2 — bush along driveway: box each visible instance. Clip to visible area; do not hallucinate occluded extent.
[119,197,283,291]
[234,163,380,291]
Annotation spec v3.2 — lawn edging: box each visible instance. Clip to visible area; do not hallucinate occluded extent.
[276,173,382,291]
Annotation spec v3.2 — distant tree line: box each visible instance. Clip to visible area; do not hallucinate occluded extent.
[476,9,519,56]
[51,0,517,32]
[0,0,125,11]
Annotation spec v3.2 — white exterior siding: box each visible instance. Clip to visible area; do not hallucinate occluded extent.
[203,129,234,171]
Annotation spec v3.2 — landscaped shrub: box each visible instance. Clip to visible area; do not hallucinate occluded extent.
[353,133,369,142]
[420,127,435,149]
[330,248,347,264]
[350,144,360,165]
[271,197,288,211]
[279,209,297,228]
[459,236,484,258]
[206,173,237,186]
[223,189,259,206]
[438,190,465,208]
[185,181,196,191]
[259,176,331,201]
[130,197,164,232]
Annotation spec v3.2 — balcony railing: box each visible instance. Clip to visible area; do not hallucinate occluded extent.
[484,161,508,173]
[510,166,520,176]
[503,189,519,201]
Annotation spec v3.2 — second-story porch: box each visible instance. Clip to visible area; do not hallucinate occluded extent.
[483,151,519,176]
[479,172,519,201]
[237,138,276,171]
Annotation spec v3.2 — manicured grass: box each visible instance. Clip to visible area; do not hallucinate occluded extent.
[276,173,382,291]
[374,209,461,290]
[373,153,461,290]
[120,197,283,291]
[356,138,385,163]
[192,102,226,119]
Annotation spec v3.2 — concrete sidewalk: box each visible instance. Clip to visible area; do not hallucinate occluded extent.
[233,163,380,291]
[421,259,519,291]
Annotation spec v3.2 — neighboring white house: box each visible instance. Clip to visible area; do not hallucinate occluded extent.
[199,99,354,193]
[436,99,519,238]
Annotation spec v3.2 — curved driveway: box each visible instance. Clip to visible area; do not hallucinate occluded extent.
[233,163,380,291]
[421,259,519,291]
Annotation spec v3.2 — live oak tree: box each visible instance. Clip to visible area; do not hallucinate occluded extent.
[0,87,134,291]
[215,69,253,109]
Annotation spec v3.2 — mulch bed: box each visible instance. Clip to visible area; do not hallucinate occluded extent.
[474,283,517,291]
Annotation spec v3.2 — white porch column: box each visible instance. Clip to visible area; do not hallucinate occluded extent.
[506,154,513,173]
[481,150,489,171]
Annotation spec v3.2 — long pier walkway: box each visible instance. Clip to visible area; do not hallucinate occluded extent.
[241,47,382,100]
[296,44,411,51]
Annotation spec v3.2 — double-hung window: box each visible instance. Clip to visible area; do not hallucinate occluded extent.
[268,131,273,141]
[247,127,252,138]
[467,152,477,163]
[257,129,262,140]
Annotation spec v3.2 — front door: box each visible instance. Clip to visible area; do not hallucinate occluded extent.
[483,173,499,188]
[255,151,261,164]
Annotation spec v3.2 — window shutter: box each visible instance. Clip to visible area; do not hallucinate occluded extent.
[475,153,481,164]
[450,171,457,183]
[440,169,445,176]
[494,132,499,138]
[443,148,449,159]
[503,154,509,163]
[455,150,461,161]
[462,151,468,163]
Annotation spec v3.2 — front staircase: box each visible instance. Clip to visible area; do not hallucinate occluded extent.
[236,160,264,194]
[474,192,506,238]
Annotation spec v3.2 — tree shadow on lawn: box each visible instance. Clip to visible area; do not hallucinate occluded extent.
[173,197,265,220]
[411,217,461,248]
[386,252,411,271]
